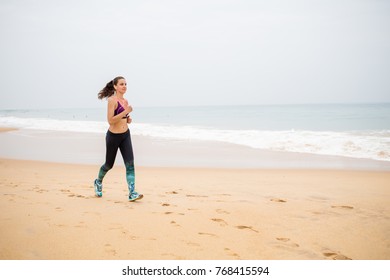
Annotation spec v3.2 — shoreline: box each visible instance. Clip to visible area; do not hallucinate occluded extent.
[1,127,390,171]
[0,158,389,260]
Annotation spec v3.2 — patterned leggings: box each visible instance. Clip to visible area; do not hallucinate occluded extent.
[97,129,135,189]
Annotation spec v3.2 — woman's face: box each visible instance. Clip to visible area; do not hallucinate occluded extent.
[115,79,127,94]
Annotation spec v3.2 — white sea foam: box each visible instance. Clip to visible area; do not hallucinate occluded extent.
[133,123,390,162]
[1,116,389,162]
[0,116,107,133]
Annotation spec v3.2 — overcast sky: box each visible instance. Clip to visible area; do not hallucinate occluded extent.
[0,0,389,109]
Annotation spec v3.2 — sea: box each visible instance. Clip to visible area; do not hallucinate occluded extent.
[0,103,389,162]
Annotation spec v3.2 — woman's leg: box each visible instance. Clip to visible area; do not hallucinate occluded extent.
[119,130,142,201]
[95,131,120,196]
[99,131,120,180]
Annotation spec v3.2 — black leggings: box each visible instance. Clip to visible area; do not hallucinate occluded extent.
[97,129,135,188]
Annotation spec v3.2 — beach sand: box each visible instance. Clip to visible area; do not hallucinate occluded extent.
[1,158,389,260]
[1,127,389,260]
[0,127,17,133]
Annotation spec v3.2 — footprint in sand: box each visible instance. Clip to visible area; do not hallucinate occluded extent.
[8,183,19,188]
[276,237,300,248]
[3,194,16,202]
[61,189,89,199]
[198,232,217,237]
[323,250,351,260]
[186,241,201,247]
[331,205,354,210]
[108,226,128,235]
[75,222,87,229]
[216,209,230,214]
[54,224,66,228]
[311,211,326,215]
[271,198,287,203]
[171,221,180,227]
[276,237,290,242]
[162,203,178,208]
[109,226,139,240]
[187,194,208,198]
[113,201,124,204]
[236,225,259,233]
[104,244,117,256]
[224,248,240,259]
[166,191,179,195]
[219,193,232,197]
[33,187,48,194]
[67,193,90,199]
[211,218,228,227]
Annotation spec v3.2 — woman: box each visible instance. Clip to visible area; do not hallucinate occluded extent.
[94,76,143,202]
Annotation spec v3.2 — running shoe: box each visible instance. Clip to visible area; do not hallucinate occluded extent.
[128,183,143,201]
[129,191,143,202]
[94,179,103,197]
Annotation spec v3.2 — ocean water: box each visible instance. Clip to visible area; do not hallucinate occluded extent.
[1,103,389,162]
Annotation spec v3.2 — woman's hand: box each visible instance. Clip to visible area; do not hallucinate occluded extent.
[124,105,133,123]
[124,105,133,115]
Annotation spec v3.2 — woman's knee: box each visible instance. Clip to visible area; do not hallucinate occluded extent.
[102,163,113,171]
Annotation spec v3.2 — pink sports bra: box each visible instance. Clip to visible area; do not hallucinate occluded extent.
[113,97,129,118]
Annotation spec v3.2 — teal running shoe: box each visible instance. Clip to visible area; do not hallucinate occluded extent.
[94,179,103,197]
[129,191,143,202]
[128,183,143,202]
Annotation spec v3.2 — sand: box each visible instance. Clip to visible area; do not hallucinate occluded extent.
[0,158,389,260]
[1,127,389,260]
[0,127,17,133]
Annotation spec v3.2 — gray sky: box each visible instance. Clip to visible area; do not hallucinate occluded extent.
[0,0,389,109]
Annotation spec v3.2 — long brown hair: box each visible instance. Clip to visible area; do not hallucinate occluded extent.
[97,76,125,99]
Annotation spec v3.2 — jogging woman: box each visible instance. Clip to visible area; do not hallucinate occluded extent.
[94,76,143,202]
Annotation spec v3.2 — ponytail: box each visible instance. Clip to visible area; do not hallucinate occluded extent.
[98,76,125,99]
